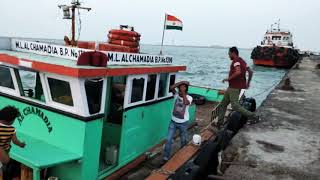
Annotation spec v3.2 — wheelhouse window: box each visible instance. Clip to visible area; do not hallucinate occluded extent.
[169,74,176,93]
[272,36,281,40]
[15,69,45,102]
[85,78,103,114]
[146,74,157,101]
[48,78,74,106]
[0,66,14,89]
[125,73,172,108]
[158,73,168,98]
[130,78,145,103]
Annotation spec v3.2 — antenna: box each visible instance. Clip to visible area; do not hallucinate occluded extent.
[58,1,91,46]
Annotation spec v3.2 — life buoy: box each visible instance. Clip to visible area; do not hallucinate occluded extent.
[109,40,139,48]
[77,41,96,50]
[98,43,140,53]
[129,47,140,53]
[109,29,141,37]
[99,43,131,52]
[108,34,140,42]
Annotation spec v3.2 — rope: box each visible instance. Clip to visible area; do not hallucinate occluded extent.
[152,168,175,175]
[77,8,82,41]
[249,81,279,98]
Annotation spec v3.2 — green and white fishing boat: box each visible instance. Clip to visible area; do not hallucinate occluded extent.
[0,37,224,180]
[0,2,225,180]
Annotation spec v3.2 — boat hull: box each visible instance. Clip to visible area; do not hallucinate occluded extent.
[253,57,295,68]
[251,46,300,68]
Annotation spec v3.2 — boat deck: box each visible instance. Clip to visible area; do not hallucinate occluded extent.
[116,101,219,180]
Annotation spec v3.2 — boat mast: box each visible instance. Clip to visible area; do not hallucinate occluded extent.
[58,0,91,46]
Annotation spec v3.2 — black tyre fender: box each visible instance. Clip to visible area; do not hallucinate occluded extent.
[189,94,206,105]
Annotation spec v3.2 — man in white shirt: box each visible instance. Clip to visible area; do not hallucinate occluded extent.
[163,81,193,162]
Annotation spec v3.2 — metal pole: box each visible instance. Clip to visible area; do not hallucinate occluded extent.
[71,6,76,46]
[160,13,167,55]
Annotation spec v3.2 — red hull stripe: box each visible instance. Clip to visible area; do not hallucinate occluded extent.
[253,59,293,68]
[0,54,186,77]
[253,59,275,66]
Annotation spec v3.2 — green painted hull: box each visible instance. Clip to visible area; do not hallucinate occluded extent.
[0,95,101,180]
[189,86,224,102]
[0,86,223,179]
[99,98,196,178]
[0,95,196,180]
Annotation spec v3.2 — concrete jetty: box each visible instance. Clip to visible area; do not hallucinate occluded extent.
[222,57,320,180]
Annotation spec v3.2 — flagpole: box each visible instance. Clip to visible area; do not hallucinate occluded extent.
[160,13,167,55]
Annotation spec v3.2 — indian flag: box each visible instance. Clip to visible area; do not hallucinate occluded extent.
[165,14,183,31]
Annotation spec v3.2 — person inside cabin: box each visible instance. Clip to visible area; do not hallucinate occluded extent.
[0,106,25,179]
[215,47,260,129]
[162,81,193,163]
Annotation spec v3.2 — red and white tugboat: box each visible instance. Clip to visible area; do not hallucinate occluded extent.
[251,21,300,68]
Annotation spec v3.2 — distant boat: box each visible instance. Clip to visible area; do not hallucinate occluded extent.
[251,20,300,68]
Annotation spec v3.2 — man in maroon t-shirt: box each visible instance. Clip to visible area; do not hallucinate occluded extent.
[216,47,259,128]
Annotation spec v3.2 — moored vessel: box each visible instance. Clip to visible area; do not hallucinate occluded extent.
[251,21,300,68]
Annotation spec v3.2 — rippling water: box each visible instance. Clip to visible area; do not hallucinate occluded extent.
[21,44,286,106]
[141,45,287,106]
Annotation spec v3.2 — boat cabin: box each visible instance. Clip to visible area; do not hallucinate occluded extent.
[0,37,195,180]
[261,23,294,47]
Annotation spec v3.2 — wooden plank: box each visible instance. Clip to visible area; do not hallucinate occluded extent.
[105,122,198,180]
[21,164,32,180]
[105,156,147,180]
[146,129,215,180]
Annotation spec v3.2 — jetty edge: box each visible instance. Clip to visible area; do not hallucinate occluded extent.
[221,57,320,180]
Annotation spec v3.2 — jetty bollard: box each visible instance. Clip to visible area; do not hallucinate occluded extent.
[280,78,294,91]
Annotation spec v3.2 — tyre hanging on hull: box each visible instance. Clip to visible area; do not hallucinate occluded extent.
[189,94,206,105]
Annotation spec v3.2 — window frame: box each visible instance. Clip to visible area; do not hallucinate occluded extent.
[167,73,177,96]
[0,65,20,96]
[0,64,104,117]
[145,74,158,102]
[14,68,47,104]
[44,73,81,114]
[125,75,147,107]
[157,73,171,100]
[124,73,174,108]
[80,77,107,116]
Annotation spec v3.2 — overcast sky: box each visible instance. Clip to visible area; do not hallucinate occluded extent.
[0,0,319,51]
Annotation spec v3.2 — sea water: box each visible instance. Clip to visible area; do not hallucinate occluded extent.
[21,44,286,107]
[141,45,287,106]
